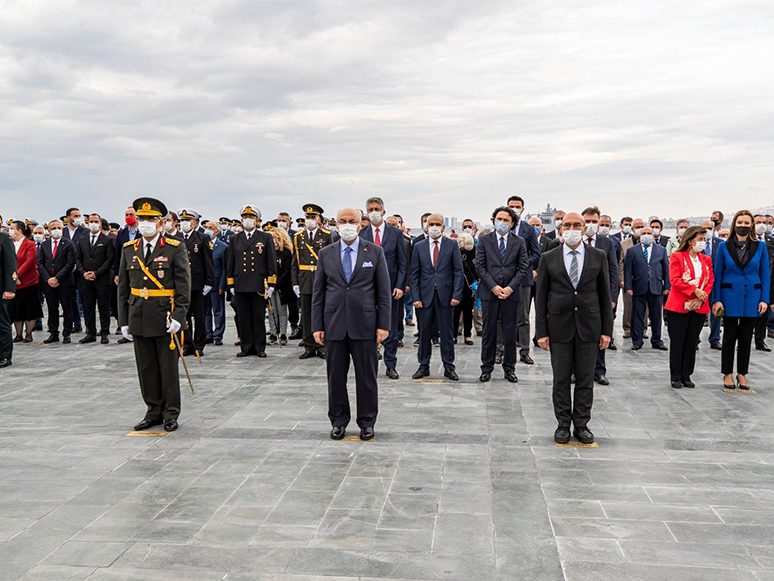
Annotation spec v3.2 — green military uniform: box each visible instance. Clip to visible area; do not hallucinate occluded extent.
[0,231,17,366]
[118,198,191,427]
[291,204,333,357]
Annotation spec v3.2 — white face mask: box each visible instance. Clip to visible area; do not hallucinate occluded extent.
[640,234,654,246]
[693,240,707,253]
[428,226,443,239]
[70,217,82,227]
[205,229,215,239]
[33,234,45,244]
[633,227,642,238]
[767,224,773,234]
[305,218,317,230]
[219,223,228,232]
[242,218,256,230]
[180,220,192,233]
[585,223,598,236]
[494,221,510,235]
[49,228,63,240]
[623,225,632,234]
[338,223,359,242]
[137,221,158,238]
[705,229,713,240]
[562,230,582,246]
[755,223,768,236]
[277,221,288,230]
[554,219,563,228]
[677,227,687,237]
[511,207,522,218]
[653,228,661,236]
[463,227,473,234]
[88,222,100,233]
[368,211,383,225]
[598,226,610,236]
[164,223,174,233]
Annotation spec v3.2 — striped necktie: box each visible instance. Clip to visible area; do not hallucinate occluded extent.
[569,250,579,287]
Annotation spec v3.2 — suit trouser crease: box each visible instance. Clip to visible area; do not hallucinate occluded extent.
[133,334,180,421]
[234,292,267,354]
[550,335,597,428]
[417,290,455,370]
[206,291,226,340]
[44,285,73,336]
[481,299,519,373]
[184,292,207,352]
[82,281,111,336]
[300,293,318,350]
[326,335,378,428]
[632,292,663,346]
[517,284,532,355]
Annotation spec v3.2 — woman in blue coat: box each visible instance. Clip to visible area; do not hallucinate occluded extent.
[712,210,771,390]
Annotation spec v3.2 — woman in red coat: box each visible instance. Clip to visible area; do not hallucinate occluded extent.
[7,221,43,342]
[665,226,714,389]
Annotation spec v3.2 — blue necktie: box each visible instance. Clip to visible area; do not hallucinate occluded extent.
[499,236,506,263]
[643,245,649,262]
[343,246,353,283]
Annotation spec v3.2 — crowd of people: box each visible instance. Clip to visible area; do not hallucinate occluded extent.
[0,198,772,444]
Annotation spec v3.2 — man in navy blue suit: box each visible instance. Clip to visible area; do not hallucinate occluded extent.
[312,208,392,441]
[700,218,723,349]
[507,196,541,364]
[360,197,407,380]
[624,225,670,350]
[410,214,464,381]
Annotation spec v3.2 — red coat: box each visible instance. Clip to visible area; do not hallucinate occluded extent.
[665,250,714,314]
[15,237,39,289]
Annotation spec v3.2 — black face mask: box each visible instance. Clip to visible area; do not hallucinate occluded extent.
[735,226,751,238]
[713,219,722,227]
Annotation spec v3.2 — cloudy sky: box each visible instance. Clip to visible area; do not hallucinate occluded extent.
[1,0,772,227]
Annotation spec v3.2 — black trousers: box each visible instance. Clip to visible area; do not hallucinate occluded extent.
[550,334,597,428]
[481,298,519,373]
[71,274,82,329]
[667,310,705,381]
[82,281,111,336]
[632,292,663,346]
[382,296,400,369]
[288,295,300,328]
[300,293,318,351]
[184,291,207,354]
[44,284,73,337]
[755,312,769,346]
[417,291,455,371]
[721,316,756,375]
[326,334,378,428]
[133,334,180,421]
[234,291,267,354]
[453,287,474,339]
[0,299,12,360]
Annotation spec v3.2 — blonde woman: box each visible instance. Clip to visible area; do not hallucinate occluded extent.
[268,227,293,345]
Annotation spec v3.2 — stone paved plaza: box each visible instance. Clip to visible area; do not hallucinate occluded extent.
[2,318,774,581]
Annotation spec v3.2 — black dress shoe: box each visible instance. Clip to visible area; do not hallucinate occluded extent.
[317,350,326,359]
[133,418,163,431]
[101,336,109,344]
[479,372,491,382]
[117,337,131,344]
[236,350,255,357]
[330,426,346,440]
[164,419,178,432]
[289,330,302,340]
[412,367,430,380]
[386,367,399,380]
[652,343,668,351]
[0,359,12,368]
[256,351,267,358]
[79,335,97,344]
[43,334,59,344]
[554,427,570,444]
[464,338,474,346]
[710,343,722,350]
[360,426,375,441]
[595,374,609,386]
[681,379,695,388]
[757,342,772,352]
[205,337,214,344]
[607,343,617,351]
[671,380,682,389]
[520,354,534,365]
[631,344,642,350]
[299,350,316,359]
[573,426,595,444]
[62,336,71,344]
[444,369,459,381]
[215,339,223,346]
[504,371,518,383]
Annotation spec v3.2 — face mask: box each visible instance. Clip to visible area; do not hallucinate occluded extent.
[137,221,158,238]
[598,226,610,236]
[49,228,63,240]
[640,234,654,246]
[677,228,686,237]
[428,226,443,239]
[164,223,174,233]
[242,218,256,230]
[735,225,751,238]
[9,229,18,240]
[713,219,722,227]
[463,227,473,234]
[767,224,773,234]
[277,222,288,230]
[368,211,383,225]
[219,223,228,232]
[180,220,192,233]
[33,234,44,244]
[205,229,215,239]
[633,227,642,238]
[511,207,522,218]
[706,229,713,239]
[338,223,358,242]
[494,221,510,235]
[562,230,581,246]
[422,225,429,234]
[305,218,317,230]
[693,240,706,253]
[623,225,632,234]
[88,222,100,233]
[533,226,541,236]
[554,219,563,228]
[125,215,136,226]
[585,223,598,236]
[70,217,82,227]
[653,228,661,236]
[755,223,767,236]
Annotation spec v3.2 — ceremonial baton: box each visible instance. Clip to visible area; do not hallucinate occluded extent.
[168,312,195,394]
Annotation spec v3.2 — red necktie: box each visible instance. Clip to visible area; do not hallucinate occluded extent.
[52,240,58,258]
[433,240,439,270]
[375,228,381,246]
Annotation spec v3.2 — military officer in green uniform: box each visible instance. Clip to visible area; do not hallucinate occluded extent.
[118,197,192,432]
[0,229,17,368]
[292,203,333,359]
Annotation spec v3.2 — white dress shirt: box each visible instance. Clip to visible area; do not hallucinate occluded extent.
[371,223,385,245]
[428,236,442,267]
[563,241,585,280]
[141,234,161,256]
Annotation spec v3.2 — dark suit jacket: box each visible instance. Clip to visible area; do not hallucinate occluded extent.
[359,223,406,291]
[311,240,392,341]
[410,237,464,307]
[181,231,215,291]
[474,232,528,302]
[511,220,541,286]
[535,245,614,343]
[211,238,228,291]
[655,235,670,248]
[63,225,87,244]
[624,243,671,296]
[545,230,557,240]
[403,234,413,290]
[113,226,141,273]
[603,233,622,264]
[585,236,619,304]
[37,238,76,287]
[76,233,115,284]
[0,232,16,294]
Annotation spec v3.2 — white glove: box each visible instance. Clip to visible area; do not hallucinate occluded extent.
[293,285,300,297]
[267,287,274,299]
[167,318,181,334]
[202,285,212,296]
[121,326,133,341]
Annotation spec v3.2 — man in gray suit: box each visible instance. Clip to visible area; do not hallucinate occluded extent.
[312,208,392,441]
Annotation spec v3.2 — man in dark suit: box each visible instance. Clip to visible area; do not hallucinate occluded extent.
[650,218,670,248]
[507,195,541,364]
[701,219,723,349]
[37,220,76,344]
[387,215,413,346]
[0,230,16,368]
[62,207,87,333]
[75,213,115,344]
[178,209,215,357]
[204,221,228,346]
[360,197,406,379]
[624,225,670,350]
[580,207,619,385]
[753,214,774,351]
[545,210,565,240]
[475,206,528,383]
[410,214,464,380]
[536,212,614,445]
[610,216,633,246]
[312,208,391,441]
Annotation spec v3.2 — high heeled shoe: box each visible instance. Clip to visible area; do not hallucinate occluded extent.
[736,374,750,390]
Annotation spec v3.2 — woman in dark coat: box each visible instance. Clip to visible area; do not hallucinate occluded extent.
[454,233,477,345]
[268,227,294,345]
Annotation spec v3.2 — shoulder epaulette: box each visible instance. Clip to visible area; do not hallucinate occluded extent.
[294,230,303,237]
[321,229,331,235]
[164,237,181,246]
[123,239,136,247]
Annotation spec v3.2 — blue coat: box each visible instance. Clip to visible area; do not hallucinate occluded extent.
[359,223,406,291]
[410,237,464,307]
[713,239,770,318]
[211,237,228,291]
[623,243,670,296]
